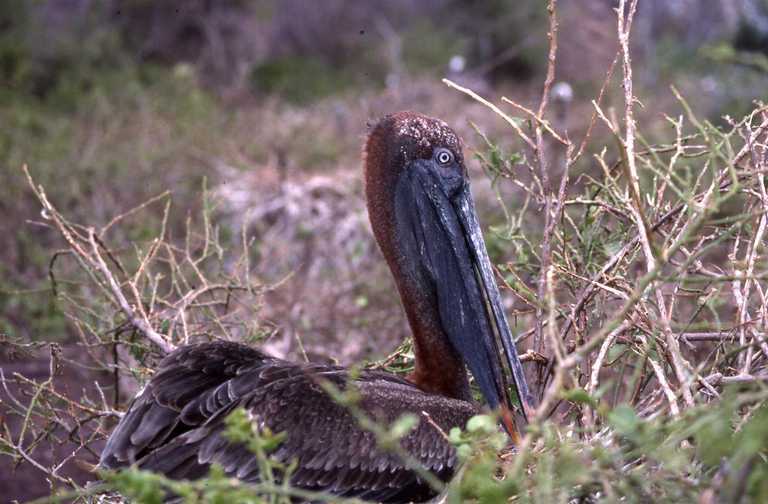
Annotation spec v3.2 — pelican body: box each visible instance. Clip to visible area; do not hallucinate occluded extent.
[100,112,533,502]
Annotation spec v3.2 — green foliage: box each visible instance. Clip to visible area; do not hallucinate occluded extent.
[103,464,278,504]
[440,395,768,503]
[0,1,130,111]
[389,413,419,439]
[650,31,768,123]
[401,20,467,75]
[703,42,768,73]
[472,124,535,274]
[445,414,508,502]
[103,468,166,504]
[560,387,598,408]
[472,122,526,184]
[250,56,358,105]
[0,10,223,341]
[224,408,286,455]
[447,0,548,81]
[607,403,641,437]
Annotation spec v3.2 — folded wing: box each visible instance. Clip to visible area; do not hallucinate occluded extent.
[100,341,477,502]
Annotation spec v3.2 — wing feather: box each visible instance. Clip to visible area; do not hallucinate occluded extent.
[100,341,477,502]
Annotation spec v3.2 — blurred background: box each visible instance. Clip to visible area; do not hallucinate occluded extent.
[3,0,768,499]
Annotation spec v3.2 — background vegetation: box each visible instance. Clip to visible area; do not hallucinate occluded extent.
[3,0,768,502]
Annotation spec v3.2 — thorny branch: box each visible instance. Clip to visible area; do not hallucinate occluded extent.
[2,168,266,496]
[445,1,768,493]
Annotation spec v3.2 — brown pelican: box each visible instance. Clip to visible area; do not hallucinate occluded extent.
[99,112,534,502]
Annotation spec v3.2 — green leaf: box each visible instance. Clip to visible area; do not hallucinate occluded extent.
[608,404,640,436]
[104,468,165,504]
[736,405,768,460]
[466,414,496,434]
[561,387,597,407]
[389,413,418,439]
[456,443,472,461]
[694,409,732,466]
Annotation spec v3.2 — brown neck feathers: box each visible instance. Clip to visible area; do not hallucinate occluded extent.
[364,112,470,400]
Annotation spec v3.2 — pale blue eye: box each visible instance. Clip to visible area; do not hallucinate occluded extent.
[436,149,453,165]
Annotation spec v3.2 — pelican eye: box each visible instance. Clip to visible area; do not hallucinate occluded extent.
[435,148,454,166]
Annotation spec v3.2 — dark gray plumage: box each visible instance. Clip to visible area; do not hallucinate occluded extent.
[100,341,477,502]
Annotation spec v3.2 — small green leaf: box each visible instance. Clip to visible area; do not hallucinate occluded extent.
[736,405,768,459]
[608,404,640,436]
[456,443,472,460]
[695,410,732,466]
[466,414,496,434]
[448,427,463,444]
[389,413,418,439]
[561,387,597,406]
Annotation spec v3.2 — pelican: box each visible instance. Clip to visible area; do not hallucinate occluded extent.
[100,112,534,502]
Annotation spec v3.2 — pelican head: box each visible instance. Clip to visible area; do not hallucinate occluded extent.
[364,112,534,436]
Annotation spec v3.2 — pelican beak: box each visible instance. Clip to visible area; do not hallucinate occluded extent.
[453,182,536,427]
[394,160,535,438]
